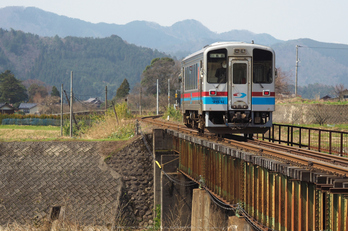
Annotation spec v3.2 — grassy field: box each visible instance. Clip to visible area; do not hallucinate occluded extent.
[0,125,62,141]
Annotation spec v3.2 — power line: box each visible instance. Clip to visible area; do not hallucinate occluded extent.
[300,46,348,50]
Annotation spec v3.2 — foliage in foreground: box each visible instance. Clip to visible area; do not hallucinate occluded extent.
[162,106,182,122]
[78,102,135,140]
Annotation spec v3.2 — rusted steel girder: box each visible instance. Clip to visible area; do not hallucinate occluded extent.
[172,132,348,231]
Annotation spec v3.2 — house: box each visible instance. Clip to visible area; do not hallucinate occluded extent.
[83,98,102,108]
[18,103,39,114]
[321,95,332,100]
[342,89,348,100]
[0,102,15,114]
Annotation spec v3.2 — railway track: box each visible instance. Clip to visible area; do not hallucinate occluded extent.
[141,115,348,177]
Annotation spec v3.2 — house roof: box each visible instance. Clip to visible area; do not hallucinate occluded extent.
[18,103,38,109]
[321,95,332,99]
[84,98,102,104]
[0,102,15,110]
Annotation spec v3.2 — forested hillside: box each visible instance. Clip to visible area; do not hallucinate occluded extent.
[1,6,348,96]
[0,29,166,100]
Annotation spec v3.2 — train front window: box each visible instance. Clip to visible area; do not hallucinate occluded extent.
[207,49,227,83]
[233,63,247,84]
[253,49,273,84]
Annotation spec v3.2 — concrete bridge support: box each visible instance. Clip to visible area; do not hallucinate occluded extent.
[153,129,253,230]
[153,129,194,230]
[191,189,253,231]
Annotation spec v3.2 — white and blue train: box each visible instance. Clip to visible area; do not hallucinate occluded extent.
[180,42,275,136]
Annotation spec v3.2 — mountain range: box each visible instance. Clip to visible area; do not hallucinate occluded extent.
[0,6,348,93]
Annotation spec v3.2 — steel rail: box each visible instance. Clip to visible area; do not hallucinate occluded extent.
[249,139,348,167]
[141,116,348,177]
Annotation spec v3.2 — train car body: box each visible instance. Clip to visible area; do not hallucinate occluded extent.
[181,42,275,135]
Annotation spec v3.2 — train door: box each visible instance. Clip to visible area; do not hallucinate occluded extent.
[229,57,251,110]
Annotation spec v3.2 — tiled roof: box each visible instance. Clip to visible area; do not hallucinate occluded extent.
[18,103,37,109]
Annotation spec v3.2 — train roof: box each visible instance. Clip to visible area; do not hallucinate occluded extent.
[182,42,273,61]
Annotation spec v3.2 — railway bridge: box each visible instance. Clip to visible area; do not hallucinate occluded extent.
[148,120,348,231]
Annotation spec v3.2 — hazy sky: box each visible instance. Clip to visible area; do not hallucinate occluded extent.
[0,0,347,45]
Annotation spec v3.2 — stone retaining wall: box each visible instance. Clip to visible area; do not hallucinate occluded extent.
[0,135,154,229]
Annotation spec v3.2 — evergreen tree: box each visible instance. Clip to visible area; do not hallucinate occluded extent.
[51,86,60,97]
[141,57,180,95]
[115,78,130,99]
[0,70,28,103]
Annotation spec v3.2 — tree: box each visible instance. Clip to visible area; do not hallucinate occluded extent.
[333,84,345,101]
[275,68,291,95]
[28,83,48,102]
[115,78,130,99]
[0,70,28,104]
[141,57,180,96]
[51,86,60,97]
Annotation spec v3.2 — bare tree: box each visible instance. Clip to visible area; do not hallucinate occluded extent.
[275,68,291,96]
[333,84,346,101]
[39,96,61,114]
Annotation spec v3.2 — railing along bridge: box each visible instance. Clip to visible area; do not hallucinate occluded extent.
[144,117,348,231]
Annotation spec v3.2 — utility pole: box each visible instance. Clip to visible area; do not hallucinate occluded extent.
[105,86,107,113]
[295,45,301,96]
[168,79,170,108]
[140,87,142,116]
[156,79,159,115]
[60,84,63,136]
[70,71,73,137]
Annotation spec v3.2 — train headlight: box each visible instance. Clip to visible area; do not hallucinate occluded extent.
[234,49,246,54]
[232,101,248,109]
[209,90,217,95]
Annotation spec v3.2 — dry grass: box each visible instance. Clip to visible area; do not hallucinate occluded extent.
[0,126,63,141]
[79,113,130,140]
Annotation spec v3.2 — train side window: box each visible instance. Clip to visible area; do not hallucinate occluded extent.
[184,64,199,90]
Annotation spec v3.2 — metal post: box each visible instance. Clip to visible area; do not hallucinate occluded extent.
[176,90,178,106]
[60,84,63,136]
[157,79,159,115]
[70,71,73,137]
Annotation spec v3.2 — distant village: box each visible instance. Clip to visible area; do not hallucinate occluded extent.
[0,98,102,115]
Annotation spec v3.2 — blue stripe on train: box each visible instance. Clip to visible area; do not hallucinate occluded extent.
[182,97,228,104]
[183,97,274,105]
[202,97,228,104]
[252,97,275,105]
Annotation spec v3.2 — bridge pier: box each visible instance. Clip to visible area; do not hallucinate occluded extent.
[153,129,253,230]
[153,129,194,230]
[191,189,253,231]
